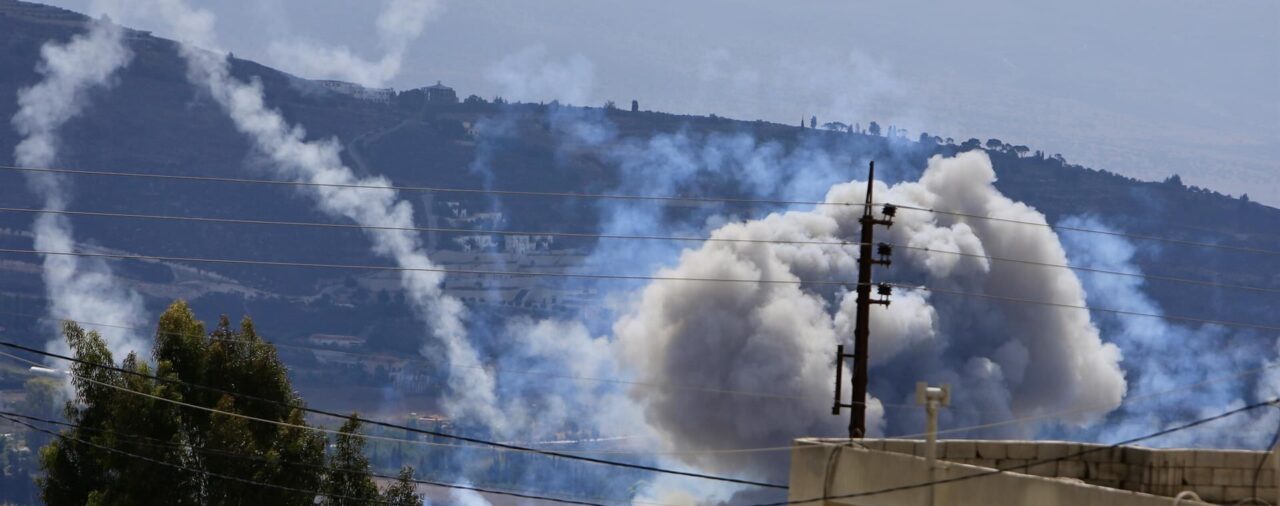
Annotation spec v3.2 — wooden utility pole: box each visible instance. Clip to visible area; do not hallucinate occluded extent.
[832,161,895,438]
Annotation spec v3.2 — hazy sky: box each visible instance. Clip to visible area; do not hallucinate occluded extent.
[48,0,1280,203]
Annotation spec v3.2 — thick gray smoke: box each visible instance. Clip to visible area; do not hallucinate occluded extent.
[611,151,1127,479]
[106,0,503,429]
[11,17,147,360]
[266,0,441,88]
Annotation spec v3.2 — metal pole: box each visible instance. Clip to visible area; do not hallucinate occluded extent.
[917,383,950,506]
[850,162,876,438]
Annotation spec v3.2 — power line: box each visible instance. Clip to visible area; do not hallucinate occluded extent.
[889,282,1280,333]
[0,412,417,506]
[0,308,908,407]
[4,246,1278,333]
[7,334,1276,460]
[0,411,614,506]
[0,205,851,246]
[4,206,1277,295]
[0,164,858,208]
[0,339,789,490]
[895,204,1280,258]
[0,247,854,287]
[0,409,645,506]
[755,398,1280,506]
[7,164,1280,258]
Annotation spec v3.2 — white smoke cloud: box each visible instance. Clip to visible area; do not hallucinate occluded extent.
[266,0,442,88]
[1059,216,1280,447]
[612,151,1127,478]
[11,17,147,360]
[485,47,595,106]
[106,0,503,429]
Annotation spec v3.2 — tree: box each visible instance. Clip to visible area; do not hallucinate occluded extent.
[809,115,817,129]
[945,137,954,145]
[822,121,848,132]
[960,138,981,150]
[867,121,881,136]
[382,467,425,506]
[603,100,617,110]
[36,301,383,506]
[985,138,1004,150]
[630,100,638,112]
[320,416,380,506]
[1241,193,1251,203]
[17,378,61,449]
[463,94,486,106]
[1164,174,1184,187]
[1012,145,1030,157]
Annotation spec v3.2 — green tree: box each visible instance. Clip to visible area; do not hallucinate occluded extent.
[38,300,329,506]
[320,415,380,505]
[382,466,424,505]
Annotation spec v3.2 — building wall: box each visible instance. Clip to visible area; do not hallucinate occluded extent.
[788,438,1257,506]
[852,438,1276,504]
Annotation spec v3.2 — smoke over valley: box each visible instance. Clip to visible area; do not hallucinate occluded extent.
[0,1,1277,504]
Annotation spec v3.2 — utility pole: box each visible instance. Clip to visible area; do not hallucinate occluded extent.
[832,161,896,438]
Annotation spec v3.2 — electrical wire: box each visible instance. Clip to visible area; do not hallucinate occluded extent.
[0,164,859,208]
[0,413,420,506]
[0,340,789,489]
[7,334,1277,460]
[4,246,1277,333]
[752,398,1280,506]
[887,281,1280,333]
[0,306,914,408]
[0,409,665,506]
[894,204,1280,258]
[0,247,855,287]
[6,164,1280,258]
[0,411,614,506]
[4,206,1277,295]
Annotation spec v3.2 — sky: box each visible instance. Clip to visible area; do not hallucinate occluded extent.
[47,0,1280,204]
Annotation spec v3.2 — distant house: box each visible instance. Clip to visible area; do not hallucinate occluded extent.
[424,81,458,104]
[305,333,366,349]
[313,80,394,103]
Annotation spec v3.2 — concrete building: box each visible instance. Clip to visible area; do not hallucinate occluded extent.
[313,80,394,103]
[423,81,457,104]
[789,438,1277,505]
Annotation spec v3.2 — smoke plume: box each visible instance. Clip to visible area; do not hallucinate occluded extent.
[486,47,595,106]
[1059,216,1280,447]
[611,151,1127,478]
[11,17,147,360]
[267,0,442,88]
[113,0,503,428]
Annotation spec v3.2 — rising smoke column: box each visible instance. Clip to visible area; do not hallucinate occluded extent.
[613,151,1127,479]
[113,0,503,428]
[267,0,441,88]
[1059,216,1280,447]
[11,17,147,360]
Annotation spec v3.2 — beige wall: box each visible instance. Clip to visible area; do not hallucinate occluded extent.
[789,439,1224,506]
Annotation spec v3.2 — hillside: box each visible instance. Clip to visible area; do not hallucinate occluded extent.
[1,0,1278,378]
